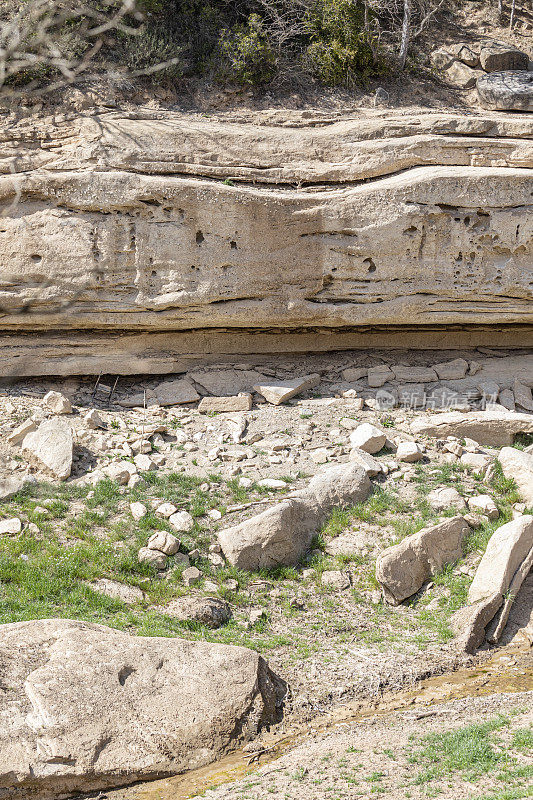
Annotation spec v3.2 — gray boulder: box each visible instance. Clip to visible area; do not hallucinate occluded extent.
[468,515,533,604]
[22,417,73,480]
[295,462,371,519]
[376,516,470,604]
[0,619,283,798]
[477,71,533,112]
[479,42,529,72]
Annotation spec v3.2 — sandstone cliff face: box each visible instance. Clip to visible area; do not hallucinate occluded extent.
[0,110,531,374]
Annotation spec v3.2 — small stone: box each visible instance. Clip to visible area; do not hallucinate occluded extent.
[8,419,37,446]
[464,513,483,529]
[147,531,180,555]
[138,547,167,569]
[84,409,106,429]
[130,502,147,521]
[156,596,231,628]
[188,549,200,561]
[392,365,437,383]
[155,379,200,406]
[225,579,239,591]
[128,474,144,489]
[321,570,350,590]
[257,478,287,489]
[156,502,178,518]
[513,380,533,412]
[198,394,253,413]
[249,608,266,625]
[460,452,493,471]
[0,517,22,535]
[42,390,72,415]
[169,510,194,532]
[253,374,320,405]
[207,509,222,521]
[182,566,201,586]
[468,495,499,520]
[311,448,329,464]
[104,461,136,485]
[133,453,157,471]
[367,365,394,388]
[238,477,253,489]
[396,441,422,463]
[498,389,515,412]
[90,579,144,604]
[342,368,367,382]
[349,423,386,454]
[428,486,466,511]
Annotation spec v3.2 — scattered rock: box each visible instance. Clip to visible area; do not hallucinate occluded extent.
[42,390,72,415]
[411,409,533,447]
[147,531,180,555]
[182,566,202,586]
[198,394,253,413]
[392,365,437,383]
[376,516,470,604]
[468,515,533,603]
[460,452,493,471]
[433,358,469,381]
[0,475,29,501]
[138,547,167,569]
[444,60,482,89]
[468,495,499,520]
[257,478,287,489]
[427,487,466,511]
[169,510,194,532]
[0,517,22,535]
[84,408,106,429]
[396,441,422,463]
[190,369,265,397]
[253,374,320,405]
[130,501,147,520]
[22,417,73,481]
[218,498,317,571]
[479,41,529,72]
[498,447,533,505]
[134,453,157,471]
[450,592,503,654]
[367,366,394,387]
[341,367,367,382]
[8,419,37,446]
[477,70,533,112]
[156,502,178,518]
[155,379,200,406]
[295,462,371,519]
[349,447,384,476]
[156,596,232,628]
[0,619,282,798]
[349,423,386,454]
[513,380,533,411]
[104,461,136,485]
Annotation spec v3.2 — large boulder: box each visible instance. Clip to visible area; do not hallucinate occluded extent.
[450,592,503,654]
[295,462,371,519]
[410,409,533,447]
[479,42,529,72]
[218,499,318,571]
[498,447,533,505]
[468,515,533,604]
[477,71,533,112]
[0,619,283,799]
[21,417,73,480]
[376,516,470,604]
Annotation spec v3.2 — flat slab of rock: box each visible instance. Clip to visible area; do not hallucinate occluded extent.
[190,369,266,397]
[479,42,529,72]
[89,579,144,604]
[468,515,533,604]
[0,619,283,798]
[0,474,29,501]
[376,516,470,604]
[410,409,533,447]
[477,71,533,112]
[155,378,200,406]
[21,417,73,480]
[198,394,253,413]
[498,447,533,505]
[253,374,320,405]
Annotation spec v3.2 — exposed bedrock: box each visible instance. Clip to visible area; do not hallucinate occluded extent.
[0,110,532,375]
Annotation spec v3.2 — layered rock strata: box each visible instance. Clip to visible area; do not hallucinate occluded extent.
[0,110,532,375]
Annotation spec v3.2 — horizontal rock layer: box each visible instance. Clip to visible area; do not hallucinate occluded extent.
[0,110,531,375]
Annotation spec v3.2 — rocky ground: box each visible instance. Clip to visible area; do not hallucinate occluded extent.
[1,348,532,717]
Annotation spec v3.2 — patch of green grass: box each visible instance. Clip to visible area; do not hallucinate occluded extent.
[510,726,533,753]
[409,716,510,784]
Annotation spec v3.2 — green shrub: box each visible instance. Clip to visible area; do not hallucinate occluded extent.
[303,0,379,87]
[117,20,183,79]
[217,13,276,86]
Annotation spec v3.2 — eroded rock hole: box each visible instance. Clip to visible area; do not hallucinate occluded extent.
[363,258,377,273]
[30,254,42,263]
[118,666,136,686]
[196,230,204,245]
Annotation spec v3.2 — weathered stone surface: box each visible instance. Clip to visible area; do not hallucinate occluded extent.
[427,486,466,511]
[42,390,72,415]
[198,394,253,412]
[477,71,533,111]
[479,42,529,72]
[0,474,29,500]
[147,530,180,555]
[349,447,384,476]
[253,375,320,405]
[396,441,422,462]
[218,499,318,571]
[450,592,503,654]
[411,409,533,447]
[22,418,73,480]
[376,516,470,604]
[487,545,533,643]
[138,546,167,568]
[8,418,37,445]
[349,423,386,454]
[444,61,482,89]
[433,358,468,380]
[513,379,533,411]
[0,619,282,798]
[498,447,533,505]
[155,379,200,406]
[156,596,232,628]
[295,462,371,518]
[0,517,22,534]
[89,579,144,604]
[468,515,533,603]
[468,494,499,520]
[392,366,437,383]
[0,111,532,375]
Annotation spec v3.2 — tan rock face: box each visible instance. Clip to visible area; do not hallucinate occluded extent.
[0,619,283,798]
[0,111,532,375]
